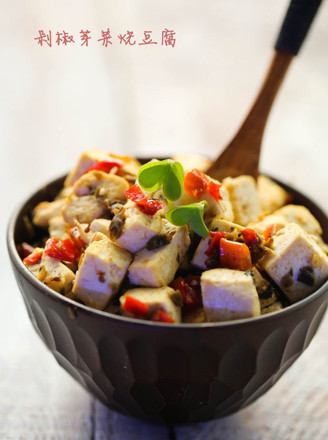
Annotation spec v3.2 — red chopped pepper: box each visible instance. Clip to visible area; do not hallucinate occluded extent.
[183,169,223,201]
[123,295,149,318]
[125,184,164,216]
[23,250,43,266]
[126,184,147,202]
[171,275,202,311]
[85,159,124,175]
[67,225,87,251]
[151,309,175,323]
[220,238,252,271]
[241,228,259,247]
[44,237,81,263]
[204,231,226,269]
[183,169,209,199]
[205,231,226,257]
[208,181,223,201]
[262,224,277,241]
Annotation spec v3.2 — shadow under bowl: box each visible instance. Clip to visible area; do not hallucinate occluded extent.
[7,174,328,424]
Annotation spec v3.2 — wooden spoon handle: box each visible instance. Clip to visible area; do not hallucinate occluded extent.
[206,51,293,181]
[206,0,323,182]
[275,0,323,55]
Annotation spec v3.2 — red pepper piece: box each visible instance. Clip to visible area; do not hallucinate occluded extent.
[85,159,124,174]
[241,228,259,247]
[44,237,80,263]
[204,231,226,269]
[67,226,87,251]
[23,250,43,266]
[171,275,202,311]
[262,224,277,241]
[220,238,252,271]
[126,184,148,202]
[183,169,209,199]
[125,185,163,216]
[205,231,226,257]
[208,181,223,201]
[151,309,175,323]
[123,295,149,318]
[137,198,164,216]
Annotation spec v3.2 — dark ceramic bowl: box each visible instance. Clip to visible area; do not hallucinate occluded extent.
[7,175,328,424]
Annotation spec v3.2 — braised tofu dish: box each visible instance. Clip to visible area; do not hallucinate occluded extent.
[19,149,328,324]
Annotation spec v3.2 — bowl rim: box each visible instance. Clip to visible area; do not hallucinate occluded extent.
[7,173,328,330]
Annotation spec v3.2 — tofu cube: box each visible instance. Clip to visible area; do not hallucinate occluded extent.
[223,175,261,226]
[89,218,111,238]
[33,198,66,228]
[191,237,211,269]
[128,223,190,287]
[48,215,70,239]
[120,286,182,323]
[248,214,287,235]
[62,195,107,226]
[71,170,129,202]
[257,175,288,214]
[36,255,75,295]
[274,204,323,236]
[73,232,132,309]
[109,200,162,253]
[64,149,115,187]
[201,268,260,321]
[171,153,212,173]
[259,223,328,303]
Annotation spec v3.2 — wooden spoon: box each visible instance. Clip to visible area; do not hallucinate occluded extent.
[206,0,323,182]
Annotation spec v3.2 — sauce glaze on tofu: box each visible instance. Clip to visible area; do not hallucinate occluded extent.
[20,150,328,324]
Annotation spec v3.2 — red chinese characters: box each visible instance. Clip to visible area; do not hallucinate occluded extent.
[117,30,136,46]
[56,31,75,46]
[35,29,176,48]
[98,29,112,47]
[34,30,52,47]
[80,29,91,47]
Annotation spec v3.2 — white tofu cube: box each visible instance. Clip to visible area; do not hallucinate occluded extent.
[201,268,260,321]
[257,175,288,214]
[62,195,107,225]
[223,175,261,226]
[48,215,70,239]
[191,237,211,269]
[274,204,323,236]
[89,218,111,238]
[128,223,190,287]
[248,214,287,235]
[120,286,182,323]
[171,154,212,173]
[33,198,66,228]
[259,223,328,303]
[64,149,115,186]
[35,255,75,295]
[73,232,132,309]
[109,200,163,253]
[71,170,129,202]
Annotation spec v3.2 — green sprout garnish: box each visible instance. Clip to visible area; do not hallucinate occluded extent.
[166,201,209,238]
[138,159,184,202]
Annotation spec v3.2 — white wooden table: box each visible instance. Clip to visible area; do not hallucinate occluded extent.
[1,1,328,438]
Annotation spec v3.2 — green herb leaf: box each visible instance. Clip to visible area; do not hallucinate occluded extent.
[138,159,184,201]
[166,201,209,237]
